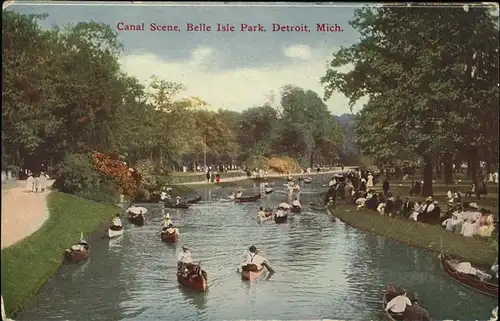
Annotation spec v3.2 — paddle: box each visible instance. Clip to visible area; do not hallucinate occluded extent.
[262,262,275,274]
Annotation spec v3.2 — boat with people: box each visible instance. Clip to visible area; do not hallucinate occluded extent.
[161,230,179,243]
[235,193,261,203]
[257,206,273,223]
[64,233,90,263]
[107,213,124,238]
[239,245,274,281]
[177,262,208,292]
[127,206,147,226]
[165,196,190,208]
[438,252,499,297]
[381,283,430,321]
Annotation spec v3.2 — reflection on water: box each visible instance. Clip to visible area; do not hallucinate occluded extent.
[17,178,496,321]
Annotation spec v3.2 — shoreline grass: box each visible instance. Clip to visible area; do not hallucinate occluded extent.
[0,191,119,317]
[331,204,497,267]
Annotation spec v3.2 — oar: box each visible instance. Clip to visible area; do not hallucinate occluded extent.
[262,262,275,274]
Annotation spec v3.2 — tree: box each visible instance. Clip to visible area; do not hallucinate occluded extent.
[321,5,498,195]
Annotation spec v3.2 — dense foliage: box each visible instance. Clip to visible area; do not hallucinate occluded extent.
[2,12,347,195]
[321,4,499,195]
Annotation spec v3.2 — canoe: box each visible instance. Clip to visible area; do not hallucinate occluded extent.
[107,226,124,238]
[235,194,261,203]
[290,206,302,213]
[129,213,145,226]
[177,269,208,292]
[165,202,190,209]
[381,284,426,321]
[161,231,179,243]
[274,214,288,223]
[241,268,265,281]
[187,196,202,204]
[64,244,90,263]
[439,253,498,297]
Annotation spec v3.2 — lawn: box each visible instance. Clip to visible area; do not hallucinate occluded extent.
[1,192,119,317]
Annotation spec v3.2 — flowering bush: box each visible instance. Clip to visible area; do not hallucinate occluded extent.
[269,156,301,173]
[91,151,138,196]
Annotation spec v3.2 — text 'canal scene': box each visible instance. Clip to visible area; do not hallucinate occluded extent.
[1,2,499,321]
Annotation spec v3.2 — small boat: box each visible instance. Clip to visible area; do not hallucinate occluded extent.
[235,194,261,203]
[439,253,498,297]
[241,267,265,281]
[64,243,90,263]
[290,206,302,213]
[128,213,145,226]
[274,214,288,223]
[107,225,124,238]
[382,284,426,321]
[187,196,202,204]
[161,230,179,243]
[165,202,190,209]
[264,189,273,194]
[177,264,208,292]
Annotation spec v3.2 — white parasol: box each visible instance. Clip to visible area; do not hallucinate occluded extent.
[129,206,148,215]
[278,202,290,209]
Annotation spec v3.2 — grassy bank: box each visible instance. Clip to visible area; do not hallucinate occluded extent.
[331,204,497,267]
[1,192,119,317]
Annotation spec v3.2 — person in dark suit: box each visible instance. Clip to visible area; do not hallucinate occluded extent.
[402,198,415,217]
[383,178,390,196]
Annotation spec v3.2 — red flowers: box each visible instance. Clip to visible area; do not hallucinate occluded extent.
[91,151,138,196]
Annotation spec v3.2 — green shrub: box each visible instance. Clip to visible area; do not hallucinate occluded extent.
[244,156,270,170]
[135,159,157,190]
[53,153,118,203]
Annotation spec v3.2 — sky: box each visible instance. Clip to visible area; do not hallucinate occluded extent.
[5,2,376,115]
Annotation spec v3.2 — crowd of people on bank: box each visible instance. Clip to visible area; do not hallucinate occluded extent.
[324,170,497,240]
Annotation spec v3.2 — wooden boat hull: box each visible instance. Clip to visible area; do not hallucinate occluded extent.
[128,214,145,226]
[165,202,190,209]
[65,246,90,263]
[107,227,124,238]
[187,196,202,204]
[439,253,498,297]
[241,268,265,281]
[235,194,261,203]
[290,206,302,213]
[161,231,179,243]
[274,214,288,223]
[177,273,208,292]
[381,285,424,321]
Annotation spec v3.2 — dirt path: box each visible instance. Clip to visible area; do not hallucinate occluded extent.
[179,167,358,185]
[1,180,55,249]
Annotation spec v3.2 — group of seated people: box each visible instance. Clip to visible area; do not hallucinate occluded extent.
[229,191,244,200]
[177,246,206,279]
[350,187,496,238]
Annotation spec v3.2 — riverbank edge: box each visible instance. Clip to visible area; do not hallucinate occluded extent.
[330,204,497,267]
[1,191,120,317]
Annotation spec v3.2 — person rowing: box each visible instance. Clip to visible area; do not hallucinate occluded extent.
[71,234,88,252]
[175,196,182,205]
[275,204,288,217]
[178,245,196,276]
[291,198,302,209]
[240,245,274,273]
[236,191,243,198]
[292,184,300,192]
[385,289,412,315]
[229,192,236,200]
[162,213,173,231]
[264,183,273,193]
[109,213,123,231]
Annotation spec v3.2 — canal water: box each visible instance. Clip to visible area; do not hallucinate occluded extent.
[18,177,496,321]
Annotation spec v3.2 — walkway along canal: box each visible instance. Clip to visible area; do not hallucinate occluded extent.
[17,177,496,320]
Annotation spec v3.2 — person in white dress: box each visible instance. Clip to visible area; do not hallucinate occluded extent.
[25,173,34,192]
[112,214,122,227]
[236,191,243,198]
[367,173,374,188]
[385,291,412,314]
[494,172,499,184]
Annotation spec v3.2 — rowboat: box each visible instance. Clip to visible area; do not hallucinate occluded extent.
[241,267,265,281]
[381,284,427,321]
[235,194,261,203]
[274,214,288,223]
[161,230,179,243]
[264,189,273,194]
[107,225,124,238]
[128,213,145,226]
[439,253,498,297]
[64,243,90,263]
[187,196,202,204]
[177,264,208,292]
[290,206,302,213]
[165,202,190,209]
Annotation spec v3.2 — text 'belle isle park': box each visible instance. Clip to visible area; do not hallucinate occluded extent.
[116,22,343,33]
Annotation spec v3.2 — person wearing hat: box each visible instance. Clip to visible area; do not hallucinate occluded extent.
[161,213,173,231]
[366,172,374,188]
[177,245,194,275]
[236,190,243,198]
[291,197,302,209]
[175,196,182,205]
[111,213,123,228]
[275,204,288,217]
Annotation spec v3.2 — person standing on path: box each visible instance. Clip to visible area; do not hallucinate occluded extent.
[25,172,34,192]
[367,172,374,188]
[383,178,390,196]
[34,174,41,193]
